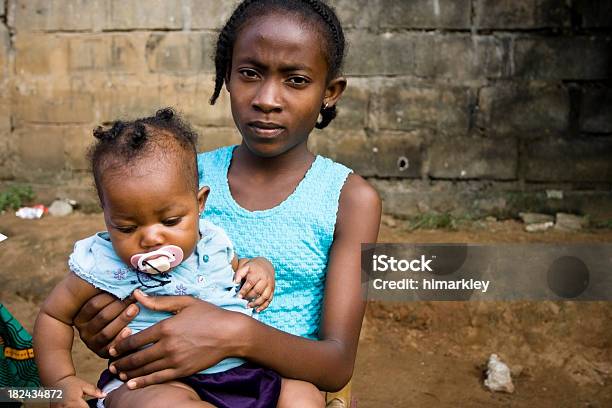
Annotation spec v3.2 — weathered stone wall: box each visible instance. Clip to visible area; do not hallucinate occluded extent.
[1,0,611,219]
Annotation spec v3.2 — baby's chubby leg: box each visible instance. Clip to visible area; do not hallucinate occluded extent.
[103,381,214,408]
[277,378,325,408]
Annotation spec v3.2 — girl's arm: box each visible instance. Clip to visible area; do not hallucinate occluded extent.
[109,174,381,391]
[34,272,103,391]
[245,174,380,388]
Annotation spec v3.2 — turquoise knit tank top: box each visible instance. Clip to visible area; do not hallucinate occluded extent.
[197,146,352,339]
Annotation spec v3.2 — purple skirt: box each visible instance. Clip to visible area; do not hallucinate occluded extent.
[98,363,281,408]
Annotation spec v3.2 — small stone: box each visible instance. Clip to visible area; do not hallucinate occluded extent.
[381,214,397,228]
[525,221,554,232]
[510,364,524,378]
[555,213,588,231]
[484,354,515,393]
[48,199,73,217]
[547,302,560,315]
[546,190,564,199]
[473,220,487,229]
[519,212,554,225]
[416,201,430,213]
[485,216,497,223]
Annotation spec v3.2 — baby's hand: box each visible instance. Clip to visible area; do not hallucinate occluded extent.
[234,257,275,312]
[52,375,106,408]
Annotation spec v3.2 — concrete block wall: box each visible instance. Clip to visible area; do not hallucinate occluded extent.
[0,0,611,219]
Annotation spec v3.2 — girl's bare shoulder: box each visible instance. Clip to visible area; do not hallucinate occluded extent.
[337,173,382,227]
[341,173,381,209]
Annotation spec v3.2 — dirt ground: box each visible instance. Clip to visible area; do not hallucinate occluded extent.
[1,212,611,407]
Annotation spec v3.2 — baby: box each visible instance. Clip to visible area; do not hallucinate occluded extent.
[34,109,279,408]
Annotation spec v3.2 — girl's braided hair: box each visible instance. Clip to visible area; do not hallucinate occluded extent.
[210,0,345,129]
[88,108,199,202]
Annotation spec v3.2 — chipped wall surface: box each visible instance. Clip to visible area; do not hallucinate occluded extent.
[1,0,611,218]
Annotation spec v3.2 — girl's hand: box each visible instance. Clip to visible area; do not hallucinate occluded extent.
[234,257,275,311]
[108,290,250,389]
[52,376,106,408]
[73,292,138,358]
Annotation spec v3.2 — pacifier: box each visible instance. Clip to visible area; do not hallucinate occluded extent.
[130,245,184,274]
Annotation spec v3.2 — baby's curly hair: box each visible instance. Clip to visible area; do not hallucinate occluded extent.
[88,108,199,204]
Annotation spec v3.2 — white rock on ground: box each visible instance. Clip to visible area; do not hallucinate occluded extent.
[484,354,515,393]
[48,199,73,217]
[525,221,554,232]
[555,213,588,231]
[381,214,397,228]
[519,212,554,225]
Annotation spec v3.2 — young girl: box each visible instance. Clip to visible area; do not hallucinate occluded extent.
[73,1,381,406]
[34,109,319,408]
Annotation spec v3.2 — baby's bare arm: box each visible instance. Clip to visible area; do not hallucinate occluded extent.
[231,254,240,271]
[34,272,101,386]
[234,257,275,311]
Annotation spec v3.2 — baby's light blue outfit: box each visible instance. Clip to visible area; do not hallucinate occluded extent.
[70,219,249,374]
[198,146,352,340]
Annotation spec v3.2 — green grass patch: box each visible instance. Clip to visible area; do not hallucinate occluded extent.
[0,185,35,211]
[591,219,612,229]
[406,212,471,231]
